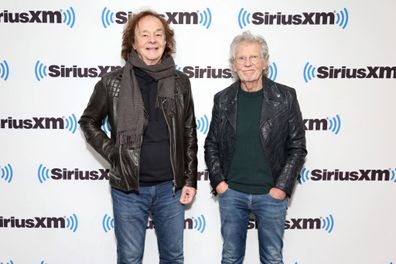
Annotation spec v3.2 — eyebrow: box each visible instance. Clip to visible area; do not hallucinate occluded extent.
[138,28,164,33]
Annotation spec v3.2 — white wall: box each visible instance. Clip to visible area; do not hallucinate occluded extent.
[1,0,395,263]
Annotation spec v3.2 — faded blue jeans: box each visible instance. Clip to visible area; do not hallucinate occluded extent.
[111,181,184,264]
[219,188,288,264]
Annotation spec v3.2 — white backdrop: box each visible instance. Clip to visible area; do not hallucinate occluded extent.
[1,1,395,263]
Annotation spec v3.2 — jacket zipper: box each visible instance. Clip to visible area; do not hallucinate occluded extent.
[160,98,177,195]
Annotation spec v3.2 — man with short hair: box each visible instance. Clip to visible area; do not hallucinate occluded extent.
[204,31,307,264]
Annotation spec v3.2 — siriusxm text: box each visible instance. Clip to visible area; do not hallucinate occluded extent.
[0,216,65,228]
[252,11,336,25]
[1,117,64,129]
[311,169,391,181]
[0,10,62,23]
[51,168,110,180]
[317,66,396,79]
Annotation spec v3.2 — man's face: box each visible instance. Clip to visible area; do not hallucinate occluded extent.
[232,41,267,89]
[133,15,166,65]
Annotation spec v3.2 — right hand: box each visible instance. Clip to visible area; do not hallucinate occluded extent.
[216,181,229,194]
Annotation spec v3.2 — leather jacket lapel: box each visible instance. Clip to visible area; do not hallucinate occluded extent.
[260,77,282,129]
[225,83,238,132]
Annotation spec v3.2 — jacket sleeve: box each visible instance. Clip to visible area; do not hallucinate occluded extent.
[204,95,225,193]
[182,77,198,189]
[78,80,113,162]
[275,89,307,196]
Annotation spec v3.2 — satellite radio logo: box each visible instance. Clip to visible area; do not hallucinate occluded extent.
[102,213,114,233]
[197,170,209,181]
[143,214,207,234]
[177,65,232,79]
[102,116,111,137]
[101,7,212,29]
[34,60,121,80]
[0,214,79,232]
[37,164,110,183]
[0,7,76,28]
[248,214,335,234]
[285,214,335,234]
[1,163,13,184]
[304,114,341,135]
[303,62,396,82]
[185,214,207,234]
[196,115,209,134]
[176,62,277,80]
[268,62,278,81]
[0,260,14,264]
[0,59,10,81]
[0,114,78,134]
[299,167,396,184]
[237,8,348,29]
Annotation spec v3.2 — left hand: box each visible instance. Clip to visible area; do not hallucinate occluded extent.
[269,187,286,200]
[179,186,196,205]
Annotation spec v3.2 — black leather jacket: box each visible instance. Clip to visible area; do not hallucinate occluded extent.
[79,68,198,192]
[204,77,307,196]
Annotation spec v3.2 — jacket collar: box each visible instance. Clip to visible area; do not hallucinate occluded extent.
[225,76,283,130]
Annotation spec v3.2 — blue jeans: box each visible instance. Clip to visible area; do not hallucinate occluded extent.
[219,188,288,264]
[111,181,184,264]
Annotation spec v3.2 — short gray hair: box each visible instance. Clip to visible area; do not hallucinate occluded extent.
[229,31,270,77]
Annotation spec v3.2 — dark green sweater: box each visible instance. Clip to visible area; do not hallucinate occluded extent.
[228,87,273,194]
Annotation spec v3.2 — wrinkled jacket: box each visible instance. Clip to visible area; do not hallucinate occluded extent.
[204,77,307,196]
[79,67,198,192]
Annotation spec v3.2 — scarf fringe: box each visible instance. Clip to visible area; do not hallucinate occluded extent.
[117,132,142,146]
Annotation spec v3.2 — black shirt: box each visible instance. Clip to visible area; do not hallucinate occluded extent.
[134,68,173,186]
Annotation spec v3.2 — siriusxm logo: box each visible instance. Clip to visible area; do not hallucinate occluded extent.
[0,261,47,264]
[268,62,278,81]
[248,214,335,233]
[177,62,278,80]
[0,114,77,133]
[185,214,207,233]
[299,167,396,184]
[238,8,348,29]
[37,164,110,183]
[304,62,396,82]
[102,213,114,233]
[304,114,341,135]
[196,115,209,134]
[0,214,78,232]
[285,214,335,234]
[1,163,13,184]
[102,214,206,234]
[0,260,14,264]
[0,59,9,81]
[101,116,111,137]
[0,7,76,28]
[197,170,209,181]
[177,65,232,79]
[101,8,212,29]
[35,60,121,80]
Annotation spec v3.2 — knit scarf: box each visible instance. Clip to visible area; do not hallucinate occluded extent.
[116,50,176,147]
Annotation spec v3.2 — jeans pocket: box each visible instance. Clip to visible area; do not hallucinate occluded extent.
[267,193,286,202]
[218,187,231,197]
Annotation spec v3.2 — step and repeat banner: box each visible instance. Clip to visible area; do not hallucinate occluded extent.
[1,0,395,263]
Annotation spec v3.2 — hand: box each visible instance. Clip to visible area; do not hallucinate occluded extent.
[179,186,196,205]
[269,187,286,200]
[216,181,229,194]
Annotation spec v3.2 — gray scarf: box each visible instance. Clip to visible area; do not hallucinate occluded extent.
[116,50,176,147]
